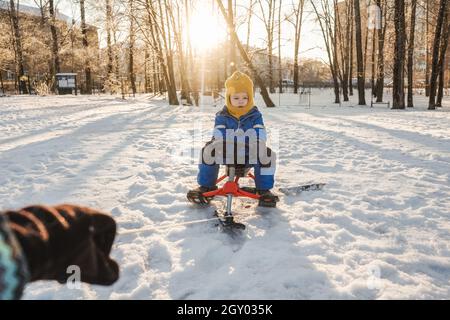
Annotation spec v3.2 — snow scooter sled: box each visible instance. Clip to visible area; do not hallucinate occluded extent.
[187,164,279,231]
[187,140,325,232]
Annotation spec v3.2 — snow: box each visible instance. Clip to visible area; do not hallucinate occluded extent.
[1,91,450,299]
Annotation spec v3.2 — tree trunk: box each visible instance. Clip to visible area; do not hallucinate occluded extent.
[161,0,178,105]
[228,0,237,73]
[292,0,305,94]
[0,71,4,93]
[293,62,299,93]
[363,15,369,78]
[70,19,75,73]
[171,2,192,105]
[268,0,275,93]
[370,28,376,98]
[257,0,276,93]
[333,1,342,103]
[425,0,431,97]
[375,0,386,103]
[36,0,49,79]
[158,62,166,93]
[311,0,340,104]
[436,10,450,107]
[144,49,150,93]
[113,29,120,82]
[152,51,158,93]
[278,0,283,94]
[354,0,366,105]
[106,0,114,86]
[216,0,275,107]
[407,0,417,108]
[428,0,448,110]
[332,69,340,104]
[333,27,340,105]
[166,52,178,104]
[149,0,178,105]
[392,0,406,109]
[185,0,199,105]
[38,0,46,26]
[336,0,352,102]
[146,0,171,99]
[80,0,92,94]
[146,0,179,105]
[8,0,27,94]
[128,0,136,96]
[48,0,60,92]
[349,0,354,96]
[437,61,446,107]
[342,75,349,101]
[246,0,254,50]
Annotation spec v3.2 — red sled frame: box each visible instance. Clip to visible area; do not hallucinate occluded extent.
[202,169,260,200]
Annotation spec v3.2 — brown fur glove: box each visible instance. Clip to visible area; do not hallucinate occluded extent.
[3,205,119,286]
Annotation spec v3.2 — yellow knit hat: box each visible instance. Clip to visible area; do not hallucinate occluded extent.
[225,71,254,119]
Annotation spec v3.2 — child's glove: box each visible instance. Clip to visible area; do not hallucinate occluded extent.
[203,139,273,166]
[3,204,119,285]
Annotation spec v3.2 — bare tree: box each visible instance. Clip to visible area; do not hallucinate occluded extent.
[169,0,193,105]
[277,0,283,93]
[8,0,28,94]
[407,0,417,108]
[257,0,277,93]
[246,0,254,50]
[33,0,47,26]
[48,0,60,90]
[139,0,178,104]
[335,0,353,102]
[105,0,114,83]
[370,21,376,99]
[436,7,449,107]
[348,0,354,96]
[128,0,136,96]
[368,1,385,100]
[162,0,179,105]
[185,0,199,104]
[80,0,92,94]
[112,18,121,83]
[428,0,448,110]
[216,0,275,107]
[310,0,340,104]
[0,69,4,94]
[354,0,366,105]
[425,0,430,96]
[144,48,150,93]
[392,0,406,109]
[286,0,305,94]
[228,0,237,74]
[375,0,388,103]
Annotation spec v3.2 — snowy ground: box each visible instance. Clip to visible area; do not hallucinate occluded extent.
[1,90,450,299]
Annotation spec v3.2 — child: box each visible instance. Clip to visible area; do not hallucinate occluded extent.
[187,71,278,207]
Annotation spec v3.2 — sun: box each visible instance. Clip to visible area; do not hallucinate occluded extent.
[187,2,225,52]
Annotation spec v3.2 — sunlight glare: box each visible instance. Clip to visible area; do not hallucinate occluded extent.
[187,2,225,52]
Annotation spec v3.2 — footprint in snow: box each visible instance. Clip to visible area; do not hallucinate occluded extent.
[128,182,148,198]
[148,243,173,273]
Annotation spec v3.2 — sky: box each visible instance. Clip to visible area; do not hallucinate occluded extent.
[19,0,328,61]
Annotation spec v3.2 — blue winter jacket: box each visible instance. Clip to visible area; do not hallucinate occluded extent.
[198,106,274,189]
[212,106,267,143]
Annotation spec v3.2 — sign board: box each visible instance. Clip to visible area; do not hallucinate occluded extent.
[56,74,77,88]
[56,73,77,95]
